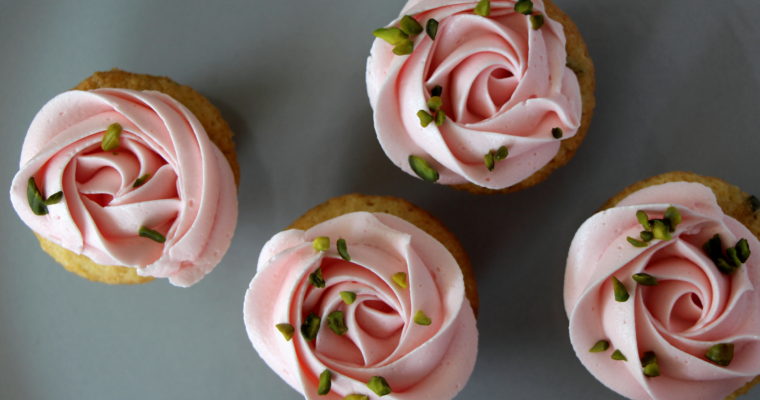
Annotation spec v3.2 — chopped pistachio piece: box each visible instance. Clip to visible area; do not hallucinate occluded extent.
[27,177,49,215]
[627,237,648,248]
[399,15,423,36]
[636,210,652,231]
[133,173,151,188]
[367,376,392,396]
[275,323,295,341]
[641,352,660,377]
[530,13,544,30]
[726,247,742,268]
[408,155,439,182]
[484,151,495,171]
[494,146,508,161]
[431,85,443,97]
[327,311,348,335]
[337,238,350,261]
[749,195,760,212]
[703,234,723,262]
[44,191,63,205]
[101,123,123,151]
[664,206,681,231]
[343,395,369,400]
[427,96,443,111]
[301,313,321,341]
[414,310,432,325]
[514,0,533,14]
[339,291,357,305]
[392,272,408,289]
[138,226,166,243]
[640,231,654,242]
[736,238,751,263]
[426,18,439,40]
[313,236,330,252]
[611,349,627,361]
[372,27,408,46]
[392,39,414,55]
[417,110,434,127]
[318,369,332,395]
[652,219,671,240]
[589,340,610,353]
[705,343,734,366]
[309,268,326,288]
[434,109,446,126]
[611,276,629,302]
[474,0,490,16]
[632,273,658,286]
[551,127,563,139]
[716,257,736,275]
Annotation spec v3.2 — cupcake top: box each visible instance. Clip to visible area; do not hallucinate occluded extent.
[9,88,238,287]
[564,181,760,400]
[244,211,477,399]
[367,0,583,190]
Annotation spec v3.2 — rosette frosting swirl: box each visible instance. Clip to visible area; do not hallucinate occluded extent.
[244,212,477,399]
[564,182,760,399]
[367,0,582,189]
[9,88,237,287]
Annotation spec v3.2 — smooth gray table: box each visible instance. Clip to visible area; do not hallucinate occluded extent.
[1,1,759,399]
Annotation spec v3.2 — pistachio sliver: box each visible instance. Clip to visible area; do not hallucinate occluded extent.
[430,85,443,97]
[652,219,671,240]
[426,18,439,40]
[399,15,423,36]
[27,177,48,216]
[408,155,439,182]
[726,247,742,268]
[327,311,348,336]
[337,238,350,261]
[392,272,408,289]
[138,226,166,243]
[275,323,295,341]
[343,395,369,400]
[705,343,734,366]
[101,122,122,151]
[494,146,508,161]
[427,96,443,111]
[367,376,392,396]
[551,127,563,139]
[664,206,681,231]
[434,109,446,126]
[589,340,610,353]
[414,310,432,326]
[43,191,64,205]
[640,231,654,242]
[133,173,151,188]
[484,151,495,171]
[514,0,533,14]
[530,13,544,30]
[339,291,357,305]
[641,352,660,377]
[632,273,658,286]
[301,313,321,341]
[611,349,627,361]
[416,110,434,127]
[309,268,326,288]
[318,369,332,395]
[474,0,490,16]
[313,236,330,252]
[627,237,648,248]
[636,210,652,231]
[392,39,414,56]
[736,238,751,263]
[372,27,408,46]
[611,276,629,302]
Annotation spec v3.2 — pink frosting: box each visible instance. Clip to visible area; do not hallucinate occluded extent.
[367,0,582,189]
[564,182,760,400]
[244,212,477,399]
[9,89,238,287]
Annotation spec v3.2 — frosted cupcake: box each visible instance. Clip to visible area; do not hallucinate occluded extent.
[9,69,238,286]
[244,194,478,399]
[564,172,760,399]
[367,0,594,193]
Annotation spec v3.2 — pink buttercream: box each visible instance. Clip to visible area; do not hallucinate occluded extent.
[244,212,477,400]
[9,88,237,287]
[564,182,760,400]
[367,0,582,189]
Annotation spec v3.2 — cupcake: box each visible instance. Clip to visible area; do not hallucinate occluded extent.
[244,194,478,399]
[9,69,238,287]
[366,0,595,193]
[564,172,760,399]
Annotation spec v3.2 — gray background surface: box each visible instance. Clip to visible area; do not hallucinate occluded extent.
[1,1,759,399]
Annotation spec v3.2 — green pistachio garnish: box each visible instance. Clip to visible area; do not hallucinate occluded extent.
[431,85,443,97]
[427,96,443,111]
[337,238,350,261]
[640,231,654,242]
[327,310,348,335]
[514,0,533,14]
[703,234,724,262]
[716,258,735,275]
[636,210,652,231]
[530,13,544,30]
[474,0,490,16]
[275,323,295,341]
[589,340,610,353]
[101,123,122,151]
[367,376,392,396]
[426,18,439,40]
[434,109,446,126]
[417,110,434,127]
[399,15,423,36]
[611,276,629,302]
[611,349,627,361]
[392,39,414,56]
[749,195,760,212]
[318,369,332,395]
[726,247,742,268]
[392,272,408,289]
[627,237,648,248]
[736,238,751,263]
[309,268,326,288]
[652,219,671,241]
[340,291,357,305]
[551,127,563,139]
[705,343,734,366]
[372,27,409,46]
[44,191,64,205]
[484,151,495,171]
[632,273,658,286]
[313,236,330,252]
[641,352,660,377]
[494,146,508,161]
[138,226,166,243]
[343,395,369,400]
[664,206,681,231]
[414,310,432,325]
[408,155,440,182]
[301,313,321,341]
[133,173,151,188]
[27,177,49,215]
